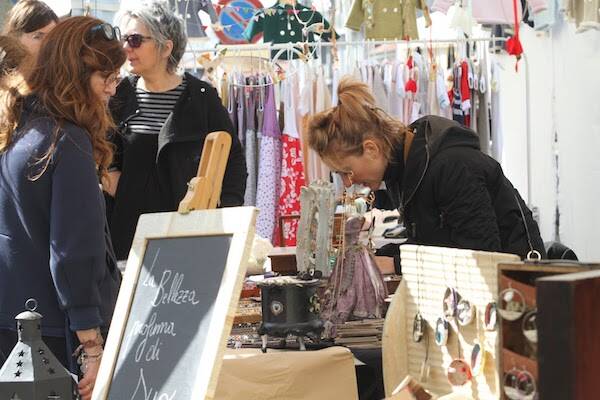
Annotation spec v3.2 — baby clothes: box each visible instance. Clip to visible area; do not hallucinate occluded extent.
[169,0,218,38]
[471,0,523,25]
[436,68,451,110]
[431,0,455,14]
[575,0,600,31]
[346,0,428,40]
[244,3,336,59]
[531,0,559,31]
[528,0,548,13]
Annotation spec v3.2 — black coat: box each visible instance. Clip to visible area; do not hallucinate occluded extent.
[377,115,545,260]
[108,73,247,260]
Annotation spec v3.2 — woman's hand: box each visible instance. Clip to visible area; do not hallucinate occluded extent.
[75,328,104,399]
[77,346,102,400]
[101,170,121,197]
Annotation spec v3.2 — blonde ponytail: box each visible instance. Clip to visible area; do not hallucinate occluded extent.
[308,76,408,163]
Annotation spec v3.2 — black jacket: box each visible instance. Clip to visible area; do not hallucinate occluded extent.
[377,115,545,259]
[0,97,120,336]
[108,73,247,259]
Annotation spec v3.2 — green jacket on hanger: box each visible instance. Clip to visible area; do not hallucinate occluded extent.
[346,0,428,40]
[244,2,336,46]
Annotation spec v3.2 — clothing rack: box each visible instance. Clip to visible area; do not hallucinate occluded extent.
[195,36,535,208]
[192,37,508,53]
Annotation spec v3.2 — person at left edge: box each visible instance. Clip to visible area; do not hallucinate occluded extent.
[105,1,247,261]
[0,18,125,400]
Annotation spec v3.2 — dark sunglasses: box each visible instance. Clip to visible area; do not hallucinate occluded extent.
[122,33,152,49]
[89,23,121,42]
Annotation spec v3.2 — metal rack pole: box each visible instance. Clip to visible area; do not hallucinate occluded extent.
[189,37,508,53]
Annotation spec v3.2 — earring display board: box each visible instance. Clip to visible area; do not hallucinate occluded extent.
[497,261,600,400]
[92,207,258,400]
[383,245,519,398]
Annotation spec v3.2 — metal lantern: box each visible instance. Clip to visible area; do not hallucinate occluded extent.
[0,299,77,400]
[257,277,324,352]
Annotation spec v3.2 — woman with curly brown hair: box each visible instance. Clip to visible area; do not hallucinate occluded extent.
[0,17,125,399]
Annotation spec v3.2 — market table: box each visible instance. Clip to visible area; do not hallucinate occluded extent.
[213,346,359,399]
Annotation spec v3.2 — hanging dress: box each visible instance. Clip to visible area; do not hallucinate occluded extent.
[276,75,306,246]
[236,73,247,147]
[243,78,258,206]
[255,79,281,241]
[311,66,332,182]
[226,76,238,139]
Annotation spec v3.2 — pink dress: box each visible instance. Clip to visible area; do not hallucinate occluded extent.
[321,216,388,337]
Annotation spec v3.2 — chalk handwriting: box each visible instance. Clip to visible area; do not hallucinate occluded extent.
[143,247,201,307]
[151,270,200,307]
[131,368,177,400]
[124,312,176,363]
[142,249,161,288]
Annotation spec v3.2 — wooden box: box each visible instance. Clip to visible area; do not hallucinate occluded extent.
[537,269,600,400]
[268,246,297,274]
[497,261,600,399]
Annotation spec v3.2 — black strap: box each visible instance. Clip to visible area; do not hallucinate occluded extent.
[513,190,540,260]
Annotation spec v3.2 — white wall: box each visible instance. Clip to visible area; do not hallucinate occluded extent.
[499,22,600,261]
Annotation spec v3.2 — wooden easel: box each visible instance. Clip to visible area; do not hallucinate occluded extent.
[178,131,232,213]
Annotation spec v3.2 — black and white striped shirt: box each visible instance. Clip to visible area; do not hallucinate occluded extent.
[128,77,187,135]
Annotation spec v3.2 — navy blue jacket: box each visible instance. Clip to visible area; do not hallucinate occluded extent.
[0,99,121,336]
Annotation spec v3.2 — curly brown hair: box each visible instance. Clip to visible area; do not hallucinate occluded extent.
[0,16,126,178]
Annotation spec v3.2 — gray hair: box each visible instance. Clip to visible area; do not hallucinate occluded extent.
[116,1,187,74]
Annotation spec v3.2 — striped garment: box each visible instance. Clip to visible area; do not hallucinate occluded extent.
[128,77,187,135]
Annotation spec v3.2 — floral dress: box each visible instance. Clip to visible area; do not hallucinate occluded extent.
[275,74,305,246]
[255,80,281,241]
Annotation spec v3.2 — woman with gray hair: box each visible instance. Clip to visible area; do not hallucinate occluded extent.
[106,1,246,260]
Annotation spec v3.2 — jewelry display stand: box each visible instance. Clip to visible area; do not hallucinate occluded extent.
[383,245,519,398]
[296,181,336,277]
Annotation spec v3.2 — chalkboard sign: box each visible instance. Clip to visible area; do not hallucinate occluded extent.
[93,207,257,400]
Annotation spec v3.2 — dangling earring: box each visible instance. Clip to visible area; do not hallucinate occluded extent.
[348,171,354,185]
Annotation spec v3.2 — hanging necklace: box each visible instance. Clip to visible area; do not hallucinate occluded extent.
[412,247,430,381]
[413,247,426,343]
[446,253,473,386]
